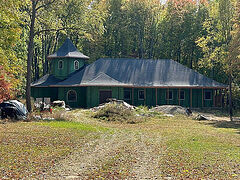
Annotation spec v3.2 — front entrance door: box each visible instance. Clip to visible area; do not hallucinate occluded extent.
[99,90,112,104]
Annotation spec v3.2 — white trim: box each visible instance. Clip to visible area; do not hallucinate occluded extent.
[74,60,79,70]
[58,60,63,69]
[67,90,77,102]
[138,90,145,100]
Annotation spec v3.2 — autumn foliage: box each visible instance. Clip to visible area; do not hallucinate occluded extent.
[0,66,11,103]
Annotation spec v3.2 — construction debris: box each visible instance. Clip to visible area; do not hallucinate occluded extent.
[0,100,28,120]
[34,98,51,110]
[151,105,192,116]
[91,99,135,112]
[195,114,209,121]
[52,100,66,108]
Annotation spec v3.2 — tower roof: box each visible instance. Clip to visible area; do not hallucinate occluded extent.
[47,38,89,59]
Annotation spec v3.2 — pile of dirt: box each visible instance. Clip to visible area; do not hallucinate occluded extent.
[91,99,135,112]
[151,105,192,116]
[92,101,143,124]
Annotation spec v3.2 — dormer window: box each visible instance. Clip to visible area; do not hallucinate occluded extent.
[58,60,63,69]
[74,60,79,70]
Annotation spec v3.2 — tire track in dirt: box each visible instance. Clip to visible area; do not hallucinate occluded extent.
[129,134,163,179]
[38,130,164,179]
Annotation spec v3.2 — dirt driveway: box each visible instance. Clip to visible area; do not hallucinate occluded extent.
[39,129,164,179]
[36,110,240,179]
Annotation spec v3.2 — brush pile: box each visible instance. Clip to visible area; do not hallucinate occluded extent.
[92,99,143,124]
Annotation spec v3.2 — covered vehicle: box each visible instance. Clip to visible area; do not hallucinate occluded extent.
[0,100,28,120]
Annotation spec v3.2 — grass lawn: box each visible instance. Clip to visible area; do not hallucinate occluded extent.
[0,120,109,179]
[152,116,240,179]
[0,109,239,179]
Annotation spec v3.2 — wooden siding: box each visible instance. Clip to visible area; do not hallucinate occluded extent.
[86,86,124,108]
[192,89,202,108]
[50,58,84,79]
[146,88,156,107]
[31,87,58,101]
[204,89,214,107]
[58,87,86,108]
[31,86,215,108]
[123,88,213,108]
[179,89,190,107]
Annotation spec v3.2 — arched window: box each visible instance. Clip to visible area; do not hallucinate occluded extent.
[67,90,77,102]
[74,60,79,70]
[58,60,63,69]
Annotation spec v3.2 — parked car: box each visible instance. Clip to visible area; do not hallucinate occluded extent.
[0,100,28,120]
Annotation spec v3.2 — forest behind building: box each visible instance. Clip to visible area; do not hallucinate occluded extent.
[0,0,239,110]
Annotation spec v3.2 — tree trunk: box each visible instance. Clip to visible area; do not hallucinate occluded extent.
[229,74,233,121]
[139,29,144,59]
[42,33,45,75]
[34,48,37,81]
[45,39,52,73]
[26,1,37,112]
[190,44,194,69]
[43,33,47,75]
[53,31,59,53]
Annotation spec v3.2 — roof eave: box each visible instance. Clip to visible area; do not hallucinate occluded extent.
[50,84,227,89]
[47,56,89,60]
[31,85,52,88]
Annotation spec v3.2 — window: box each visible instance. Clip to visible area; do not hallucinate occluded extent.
[166,90,173,100]
[74,60,79,70]
[67,90,77,102]
[124,90,131,100]
[180,90,185,100]
[204,91,212,100]
[138,90,144,100]
[58,60,63,69]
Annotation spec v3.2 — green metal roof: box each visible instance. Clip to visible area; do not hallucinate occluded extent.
[47,38,89,59]
[53,58,227,88]
[31,74,61,87]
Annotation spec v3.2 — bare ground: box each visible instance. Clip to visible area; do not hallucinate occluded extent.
[38,130,164,179]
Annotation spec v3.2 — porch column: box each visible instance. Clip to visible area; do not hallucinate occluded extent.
[132,88,134,105]
[190,89,192,108]
[220,89,223,108]
[213,89,216,107]
[178,88,181,106]
[144,88,146,106]
[202,88,204,108]
[167,88,169,105]
[156,88,158,106]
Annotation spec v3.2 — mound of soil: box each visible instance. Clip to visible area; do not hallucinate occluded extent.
[151,105,191,116]
[91,99,135,112]
[92,101,143,124]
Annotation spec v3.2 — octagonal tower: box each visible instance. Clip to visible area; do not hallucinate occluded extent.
[48,38,89,79]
